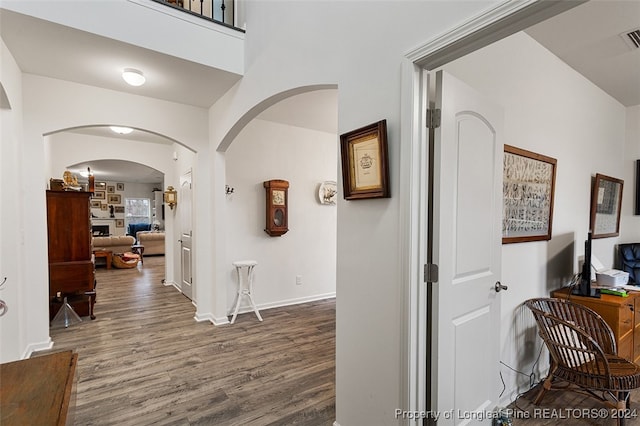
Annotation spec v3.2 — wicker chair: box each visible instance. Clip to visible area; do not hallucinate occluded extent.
[525,297,640,425]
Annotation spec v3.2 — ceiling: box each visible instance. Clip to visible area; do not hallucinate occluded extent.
[1,2,638,183]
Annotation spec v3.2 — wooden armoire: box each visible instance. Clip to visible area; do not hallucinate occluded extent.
[46,190,96,319]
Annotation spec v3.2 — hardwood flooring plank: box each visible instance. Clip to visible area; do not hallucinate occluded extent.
[36,256,336,425]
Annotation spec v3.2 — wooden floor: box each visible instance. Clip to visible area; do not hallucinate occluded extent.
[39,256,640,426]
[506,384,640,425]
[39,256,335,425]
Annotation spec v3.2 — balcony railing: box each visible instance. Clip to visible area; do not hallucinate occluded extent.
[152,0,244,32]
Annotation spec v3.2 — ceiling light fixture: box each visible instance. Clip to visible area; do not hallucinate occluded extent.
[122,68,146,86]
[110,126,133,135]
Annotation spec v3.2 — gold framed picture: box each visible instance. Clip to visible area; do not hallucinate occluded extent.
[108,194,121,204]
[340,119,390,200]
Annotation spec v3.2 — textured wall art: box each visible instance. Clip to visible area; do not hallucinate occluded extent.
[503,145,557,244]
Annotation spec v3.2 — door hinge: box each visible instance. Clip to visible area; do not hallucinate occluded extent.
[424,263,439,283]
[426,108,441,129]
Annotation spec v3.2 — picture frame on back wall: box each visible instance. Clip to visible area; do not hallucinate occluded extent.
[590,173,624,238]
[339,119,390,200]
[502,145,557,244]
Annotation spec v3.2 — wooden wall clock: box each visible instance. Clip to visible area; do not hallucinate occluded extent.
[263,179,289,236]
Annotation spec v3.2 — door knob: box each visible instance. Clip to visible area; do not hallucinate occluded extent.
[495,281,508,292]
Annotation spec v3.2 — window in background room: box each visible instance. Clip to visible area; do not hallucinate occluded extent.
[125,198,151,230]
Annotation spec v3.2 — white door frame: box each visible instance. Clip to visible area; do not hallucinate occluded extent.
[399,0,586,420]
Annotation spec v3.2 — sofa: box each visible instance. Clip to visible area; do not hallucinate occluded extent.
[127,223,151,238]
[136,231,165,255]
[618,243,640,284]
[92,235,136,254]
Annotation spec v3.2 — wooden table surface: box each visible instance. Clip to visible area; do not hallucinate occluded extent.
[0,350,77,426]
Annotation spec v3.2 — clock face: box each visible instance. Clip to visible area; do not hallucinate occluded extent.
[272,189,285,206]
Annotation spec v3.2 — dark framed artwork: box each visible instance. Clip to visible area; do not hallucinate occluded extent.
[590,173,623,238]
[107,185,115,193]
[502,145,557,244]
[117,183,125,191]
[115,219,124,228]
[340,119,390,200]
[93,191,106,200]
[107,194,122,204]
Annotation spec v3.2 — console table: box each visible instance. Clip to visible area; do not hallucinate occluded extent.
[0,350,78,425]
[552,287,640,364]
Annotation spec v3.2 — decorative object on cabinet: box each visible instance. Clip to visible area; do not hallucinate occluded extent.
[164,186,177,209]
[62,170,82,191]
[526,297,640,417]
[318,181,337,205]
[502,145,557,244]
[263,179,289,237]
[49,178,64,191]
[590,173,623,238]
[46,191,96,321]
[340,119,390,200]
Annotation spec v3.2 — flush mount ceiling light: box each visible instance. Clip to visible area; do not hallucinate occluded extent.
[110,126,133,135]
[122,68,146,86]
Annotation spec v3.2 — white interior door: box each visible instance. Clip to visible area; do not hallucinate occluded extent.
[431,70,504,424]
[180,170,193,300]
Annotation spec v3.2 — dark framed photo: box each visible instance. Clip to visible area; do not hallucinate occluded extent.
[95,182,107,191]
[108,194,122,204]
[93,191,106,200]
[590,173,623,238]
[115,219,124,228]
[90,201,101,209]
[107,185,115,193]
[340,119,390,200]
[101,203,107,211]
[117,183,125,191]
[114,206,125,214]
[502,145,557,244]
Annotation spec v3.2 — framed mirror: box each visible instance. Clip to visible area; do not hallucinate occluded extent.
[590,173,624,238]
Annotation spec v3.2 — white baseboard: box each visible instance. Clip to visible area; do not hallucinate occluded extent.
[227,292,336,317]
[333,422,341,426]
[22,338,53,359]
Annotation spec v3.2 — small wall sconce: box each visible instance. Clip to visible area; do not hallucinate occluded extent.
[225,185,235,195]
[164,186,177,210]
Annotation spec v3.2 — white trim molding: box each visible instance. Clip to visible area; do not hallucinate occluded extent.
[22,338,53,359]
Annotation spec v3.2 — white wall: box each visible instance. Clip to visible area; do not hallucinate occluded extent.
[225,118,337,313]
[621,105,640,243]
[0,40,33,362]
[2,72,208,361]
[442,31,627,405]
[208,1,502,424]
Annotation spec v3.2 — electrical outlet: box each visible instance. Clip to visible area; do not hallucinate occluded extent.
[296,275,303,285]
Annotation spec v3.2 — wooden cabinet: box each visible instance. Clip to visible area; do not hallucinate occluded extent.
[552,288,640,364]
[46,191,95,319]
[0,350,78,425]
